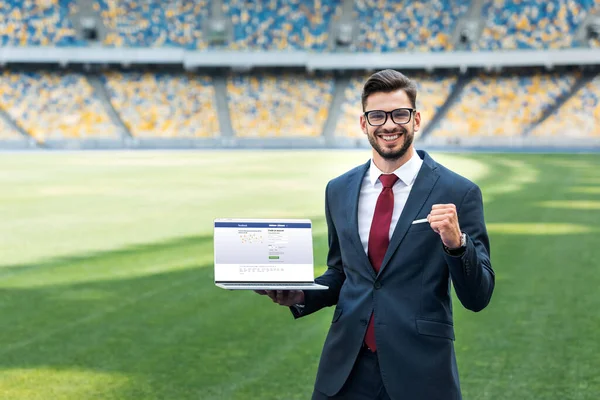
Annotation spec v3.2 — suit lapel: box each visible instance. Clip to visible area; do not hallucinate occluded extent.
[377,151,440,278]
[346,160,376,278]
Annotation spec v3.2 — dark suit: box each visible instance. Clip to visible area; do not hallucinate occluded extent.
[292,150,495,400]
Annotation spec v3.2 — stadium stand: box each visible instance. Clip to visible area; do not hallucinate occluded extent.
[0,115,22,140]
[0,1,598,148]
[476,0,600,50]
[0,0,85,46]
[227,73,334,137]
[531,74,600,137]
[335,74,457,137]
[97,0,337,50]
[96,0,209,48]
[353,0,469,52]
[433,70,578,137]
[0,71,120,140]
[102,72,219,137]
[223,0,339,51]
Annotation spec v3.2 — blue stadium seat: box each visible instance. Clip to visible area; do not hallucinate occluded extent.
[434,70,577,137]
[353,0,469,52]
[102,72,219,137]
[96,0,209,48]
[532,75,600,137]
[0,71,119,140]
[476,0,600,50]
[227,73,334,136]
[223,0,339,50]
[0,0,86,46]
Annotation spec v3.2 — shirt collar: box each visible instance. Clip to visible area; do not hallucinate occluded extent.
[368,149,422,187]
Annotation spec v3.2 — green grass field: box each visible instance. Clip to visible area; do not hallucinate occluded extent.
[1,150,599,400]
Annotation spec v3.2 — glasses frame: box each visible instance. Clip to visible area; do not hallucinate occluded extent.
[363,108,416,126]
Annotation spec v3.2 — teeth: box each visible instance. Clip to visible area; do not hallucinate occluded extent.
[381,135,399,141]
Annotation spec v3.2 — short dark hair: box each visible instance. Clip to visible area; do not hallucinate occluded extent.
[361,69,417,111]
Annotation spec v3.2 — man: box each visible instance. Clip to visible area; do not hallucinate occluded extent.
[256,69,495,400]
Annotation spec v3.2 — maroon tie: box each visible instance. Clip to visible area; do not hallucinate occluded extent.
[364,173,399,352]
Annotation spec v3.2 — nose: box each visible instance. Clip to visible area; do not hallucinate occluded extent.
[380,113,399,132]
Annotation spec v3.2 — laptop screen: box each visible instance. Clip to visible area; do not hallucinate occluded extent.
[213,219,314,282]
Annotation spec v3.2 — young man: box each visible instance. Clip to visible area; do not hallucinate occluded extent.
[257,69,495,400]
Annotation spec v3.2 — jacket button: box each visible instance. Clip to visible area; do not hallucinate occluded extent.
[360,319,367,326]
[374,281,382,290]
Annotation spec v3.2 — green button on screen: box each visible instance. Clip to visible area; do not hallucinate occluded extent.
[269,256,279,259]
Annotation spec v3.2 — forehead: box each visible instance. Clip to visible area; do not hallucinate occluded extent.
[364,89,411,111]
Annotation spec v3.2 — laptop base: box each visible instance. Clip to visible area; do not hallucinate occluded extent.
[216,283,328,290]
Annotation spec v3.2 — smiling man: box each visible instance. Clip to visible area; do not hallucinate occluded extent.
[257,69,495,400]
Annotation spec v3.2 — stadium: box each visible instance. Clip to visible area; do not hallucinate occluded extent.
[0,0,599,399]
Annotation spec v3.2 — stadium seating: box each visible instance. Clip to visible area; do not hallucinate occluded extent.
[0,0,85,46]
[476,0,600,50]
[96,0,209,48]
[0,116,22,140]
[97,0,337,50]
[223,0,338,51]
[102,72,219,137]
[531,74,600,137]
[227,73,334,137]
[0,71,120,140]
[433,70,578,137]
[353,0,469,52]
[335,74,456,137]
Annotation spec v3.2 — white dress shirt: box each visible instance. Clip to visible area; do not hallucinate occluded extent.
[357,150,424,255]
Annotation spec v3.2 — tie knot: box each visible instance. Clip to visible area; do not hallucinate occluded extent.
[379,174,399,188]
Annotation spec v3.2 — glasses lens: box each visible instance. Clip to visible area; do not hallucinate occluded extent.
[392,109,411,123]
[367,111,386,125]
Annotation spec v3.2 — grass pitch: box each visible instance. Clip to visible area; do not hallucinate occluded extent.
[0,150,599,399]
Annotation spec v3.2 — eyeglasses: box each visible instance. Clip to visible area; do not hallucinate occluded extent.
[364,108,415,126]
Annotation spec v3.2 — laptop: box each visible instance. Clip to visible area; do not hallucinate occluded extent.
[214,218,328,290]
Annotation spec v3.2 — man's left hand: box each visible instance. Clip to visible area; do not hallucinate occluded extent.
[427,204,462,249]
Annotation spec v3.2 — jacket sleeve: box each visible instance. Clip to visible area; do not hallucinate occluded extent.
[291,181,346,318]
[445,183,495,312]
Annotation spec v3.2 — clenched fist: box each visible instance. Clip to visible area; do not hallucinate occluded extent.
[427,204,462,249]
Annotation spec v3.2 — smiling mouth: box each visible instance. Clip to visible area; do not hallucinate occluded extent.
[378,132,404,142]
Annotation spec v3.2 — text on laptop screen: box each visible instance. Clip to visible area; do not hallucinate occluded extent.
[214,220,314,282]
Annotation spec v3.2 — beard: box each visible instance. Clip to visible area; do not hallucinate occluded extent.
[367,124,414,161]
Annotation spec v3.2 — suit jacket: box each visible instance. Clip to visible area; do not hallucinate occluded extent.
[292,150,495,400]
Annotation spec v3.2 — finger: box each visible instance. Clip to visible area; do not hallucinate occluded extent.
[429,207,456,216]
[431,204,456,210]
[429,222,442,234]
[428,209,447,217]
[278,291,294,306]
[429,211,457,221]
[427,213,448,222]
[428,214,453,223]
[277,290,292,304]
[281,291,293,305]
[266,290,277,301]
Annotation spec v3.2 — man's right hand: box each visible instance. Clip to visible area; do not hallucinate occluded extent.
[254,290,305,307]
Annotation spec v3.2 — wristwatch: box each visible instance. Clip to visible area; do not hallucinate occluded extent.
[444,232,467,256]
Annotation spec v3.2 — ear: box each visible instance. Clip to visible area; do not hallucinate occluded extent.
[360,114,368,135]
[413,110,421,132]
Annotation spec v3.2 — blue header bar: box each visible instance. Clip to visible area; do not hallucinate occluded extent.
[215,222,311,229]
